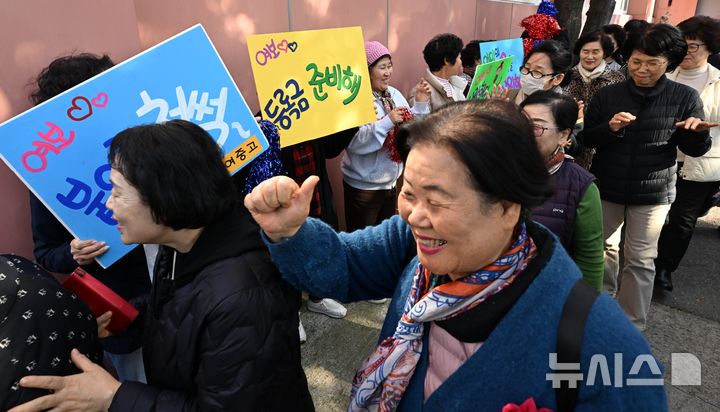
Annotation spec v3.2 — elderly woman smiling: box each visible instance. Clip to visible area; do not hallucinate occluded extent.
[245,100,667,411]
[11,120,312,412]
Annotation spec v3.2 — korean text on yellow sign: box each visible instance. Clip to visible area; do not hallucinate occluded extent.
[247,27,376,147]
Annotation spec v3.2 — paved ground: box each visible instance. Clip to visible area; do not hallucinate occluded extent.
[300,208,720,411]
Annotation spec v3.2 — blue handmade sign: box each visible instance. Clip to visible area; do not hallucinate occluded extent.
[479,38,524,90]
[0,24,268,268]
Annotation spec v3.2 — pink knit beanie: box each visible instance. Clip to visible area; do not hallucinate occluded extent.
[365,41,391,66]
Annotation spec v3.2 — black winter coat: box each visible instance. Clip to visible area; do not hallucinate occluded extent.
[581,75,711,205]
[110,206,313,411]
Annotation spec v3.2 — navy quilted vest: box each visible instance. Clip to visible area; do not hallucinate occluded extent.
[532,160,596,252]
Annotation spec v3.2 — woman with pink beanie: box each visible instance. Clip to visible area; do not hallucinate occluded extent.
[341,41,431,232]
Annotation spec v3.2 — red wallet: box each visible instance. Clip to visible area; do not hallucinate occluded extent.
[62,267,139,334]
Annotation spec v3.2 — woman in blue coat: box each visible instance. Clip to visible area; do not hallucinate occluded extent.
[246,99,667,411]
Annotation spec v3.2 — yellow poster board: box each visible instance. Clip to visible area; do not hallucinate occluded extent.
[247,27,376,147]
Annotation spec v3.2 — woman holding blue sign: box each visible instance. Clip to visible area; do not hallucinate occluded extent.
[27,53,152,383]
[515,40,572,105]
[11,120,313,412]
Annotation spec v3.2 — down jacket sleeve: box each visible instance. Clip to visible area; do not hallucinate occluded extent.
[672,89,712,157]
[29,193,76,273]
[110,280,305,411]
[579,89,624,149]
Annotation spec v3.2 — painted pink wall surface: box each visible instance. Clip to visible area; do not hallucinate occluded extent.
[653,0,698,25]
[628,0,658,21]
[0,0,141,260]
[696,0,720,17]
[133,0,540,231]
[0,0,586,258]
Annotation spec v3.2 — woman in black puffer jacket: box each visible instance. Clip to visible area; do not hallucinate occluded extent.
[12,120,313,412]
[581,24,713,331]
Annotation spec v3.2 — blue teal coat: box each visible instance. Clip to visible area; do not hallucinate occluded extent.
[265,216,668,411]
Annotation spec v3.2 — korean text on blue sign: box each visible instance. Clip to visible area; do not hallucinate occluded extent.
[0,24,268,268]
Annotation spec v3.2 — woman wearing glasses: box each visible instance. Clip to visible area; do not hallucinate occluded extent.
[654,16,720,292]
[521,91,603,291]
[581,24,714,330]
[515,40,572,104]
[562,31,626,169]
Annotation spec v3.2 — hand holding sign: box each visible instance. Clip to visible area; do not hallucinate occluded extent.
[70,238,108,266]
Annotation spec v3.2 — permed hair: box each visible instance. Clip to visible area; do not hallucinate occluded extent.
[677,15,720,55]
[31,53,113,105]
[423,33,464,72]
[627,23,688,72]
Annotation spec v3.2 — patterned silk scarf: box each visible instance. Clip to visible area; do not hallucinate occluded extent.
[349,223,537,412]
[374,90,412,163]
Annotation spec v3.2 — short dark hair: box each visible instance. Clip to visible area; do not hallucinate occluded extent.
[628,23,688,72]
[678,15,720,55]
[624,19,651,34]
[602,24,626,49]
[520,90,579,132]
[574,31,615,59]
[398,100,552,218]
[31,53,113,105]
[108,120,237,230]
[461,40,482,68]
[423,33,464,72]
[621,20,651,59]
[526,40,573,87]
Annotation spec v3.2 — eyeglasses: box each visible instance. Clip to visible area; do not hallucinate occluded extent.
[627,58,668,70]
[520,66,557,79]
[533,125,561,137]
[687,43,705,53]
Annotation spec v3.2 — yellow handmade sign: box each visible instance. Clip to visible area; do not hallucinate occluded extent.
[247,27,376,147]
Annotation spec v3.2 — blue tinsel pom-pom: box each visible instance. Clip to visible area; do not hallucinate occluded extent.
[242,120,286,194]
[537,0,558,18]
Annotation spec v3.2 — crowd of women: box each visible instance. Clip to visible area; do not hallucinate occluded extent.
[2,11,719,412]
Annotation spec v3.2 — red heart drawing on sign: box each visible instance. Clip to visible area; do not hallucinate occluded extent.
[91,92,109,108]
[67,96,93,121]
[277,39,289,52]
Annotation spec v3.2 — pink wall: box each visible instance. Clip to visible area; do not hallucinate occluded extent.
[0,0,141,259]
[653,0,698,25]
[0,0,567,256]
[696,0,720,17]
